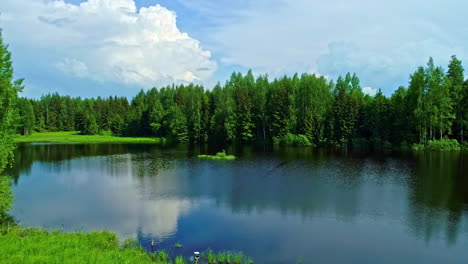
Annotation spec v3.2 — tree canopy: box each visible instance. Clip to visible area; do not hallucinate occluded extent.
[16,55,467,149]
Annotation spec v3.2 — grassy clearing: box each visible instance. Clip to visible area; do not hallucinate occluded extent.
[14,131,164,144]
[198,150,236,160]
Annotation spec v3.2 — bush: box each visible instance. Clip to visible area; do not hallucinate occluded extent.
[411,143,425,151]
[99,130,113,137]
[412,139,461,151]
[426,139,461,151]
[0,176,14,222]
[273,133,312,146]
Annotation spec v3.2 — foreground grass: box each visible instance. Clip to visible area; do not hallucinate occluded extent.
[0,227,155,264]
[14,131,164,144]
[198,150,236,160]
[0,226,254,264]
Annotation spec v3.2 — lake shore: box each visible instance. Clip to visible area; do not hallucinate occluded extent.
[0,224,252,264]
[14,131,164,144]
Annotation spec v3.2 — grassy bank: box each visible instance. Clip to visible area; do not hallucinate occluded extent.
[0,227,156,264]
[14,132,164,144]
[0,226,253,264]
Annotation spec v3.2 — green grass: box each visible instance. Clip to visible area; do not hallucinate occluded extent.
[14,131,164,144]
[202,249,217,264]
[174,255,187,264]
[216,251,227,263]
[198,150,236,160]
[231,251,244,264]
[0,227,155,264]
[0,225,255,264]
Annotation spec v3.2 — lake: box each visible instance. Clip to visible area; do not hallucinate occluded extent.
[7,143,468,263]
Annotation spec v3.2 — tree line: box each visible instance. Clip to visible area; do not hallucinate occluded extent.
[15,55,467,149]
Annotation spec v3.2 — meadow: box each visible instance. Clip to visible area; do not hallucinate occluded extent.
[14,131,164,144]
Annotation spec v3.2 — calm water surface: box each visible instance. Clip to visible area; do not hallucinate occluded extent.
[7,144,468,263]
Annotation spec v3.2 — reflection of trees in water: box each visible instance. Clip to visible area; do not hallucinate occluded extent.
[9,144,468,246]
[7,144,166,183]
[407,152,468,245]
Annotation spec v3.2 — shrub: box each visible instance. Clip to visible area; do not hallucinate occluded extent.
[426,139,460,151]
[99,130,113,136]
[411,143,425,151]
[412,139,461,151]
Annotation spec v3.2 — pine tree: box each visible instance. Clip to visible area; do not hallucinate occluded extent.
[17,98,35,135]
[447,55,465,141]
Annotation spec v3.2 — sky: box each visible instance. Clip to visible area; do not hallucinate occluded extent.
[1,0,467,98]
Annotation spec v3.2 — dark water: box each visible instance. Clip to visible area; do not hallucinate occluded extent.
[7,143,468,263]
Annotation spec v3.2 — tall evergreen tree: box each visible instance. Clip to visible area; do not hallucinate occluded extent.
[447,55,465,141]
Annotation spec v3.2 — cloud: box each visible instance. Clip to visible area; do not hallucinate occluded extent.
[176,0,468,94]
[57,58,89,78]
[1,0,216,89]
[362,87,377,97]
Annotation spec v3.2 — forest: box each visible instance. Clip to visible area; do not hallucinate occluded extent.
[15,56,468,150]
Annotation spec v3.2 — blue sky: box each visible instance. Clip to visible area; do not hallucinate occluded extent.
[1,0,467,98]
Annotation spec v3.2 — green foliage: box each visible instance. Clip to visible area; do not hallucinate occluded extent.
[412,139,461,151]
[17,98,35,135]
[10,50,467,150]
[462,141,468,150]
[198,150,236,160]
[411,143,425,151]
[273,133,312,146]
[428,139,460,151]
[0,176,14,221]
[81,112,99,135]
[0,29,21,173]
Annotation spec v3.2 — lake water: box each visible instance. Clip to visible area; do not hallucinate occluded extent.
[7,143,468,263]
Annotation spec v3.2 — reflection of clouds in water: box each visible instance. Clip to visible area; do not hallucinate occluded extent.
[12,154,196,240]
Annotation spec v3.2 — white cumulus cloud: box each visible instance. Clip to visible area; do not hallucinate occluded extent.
[362,87,377,97]
[0,0,216,88]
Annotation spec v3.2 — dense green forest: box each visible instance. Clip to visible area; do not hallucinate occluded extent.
[15,56,467,149]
